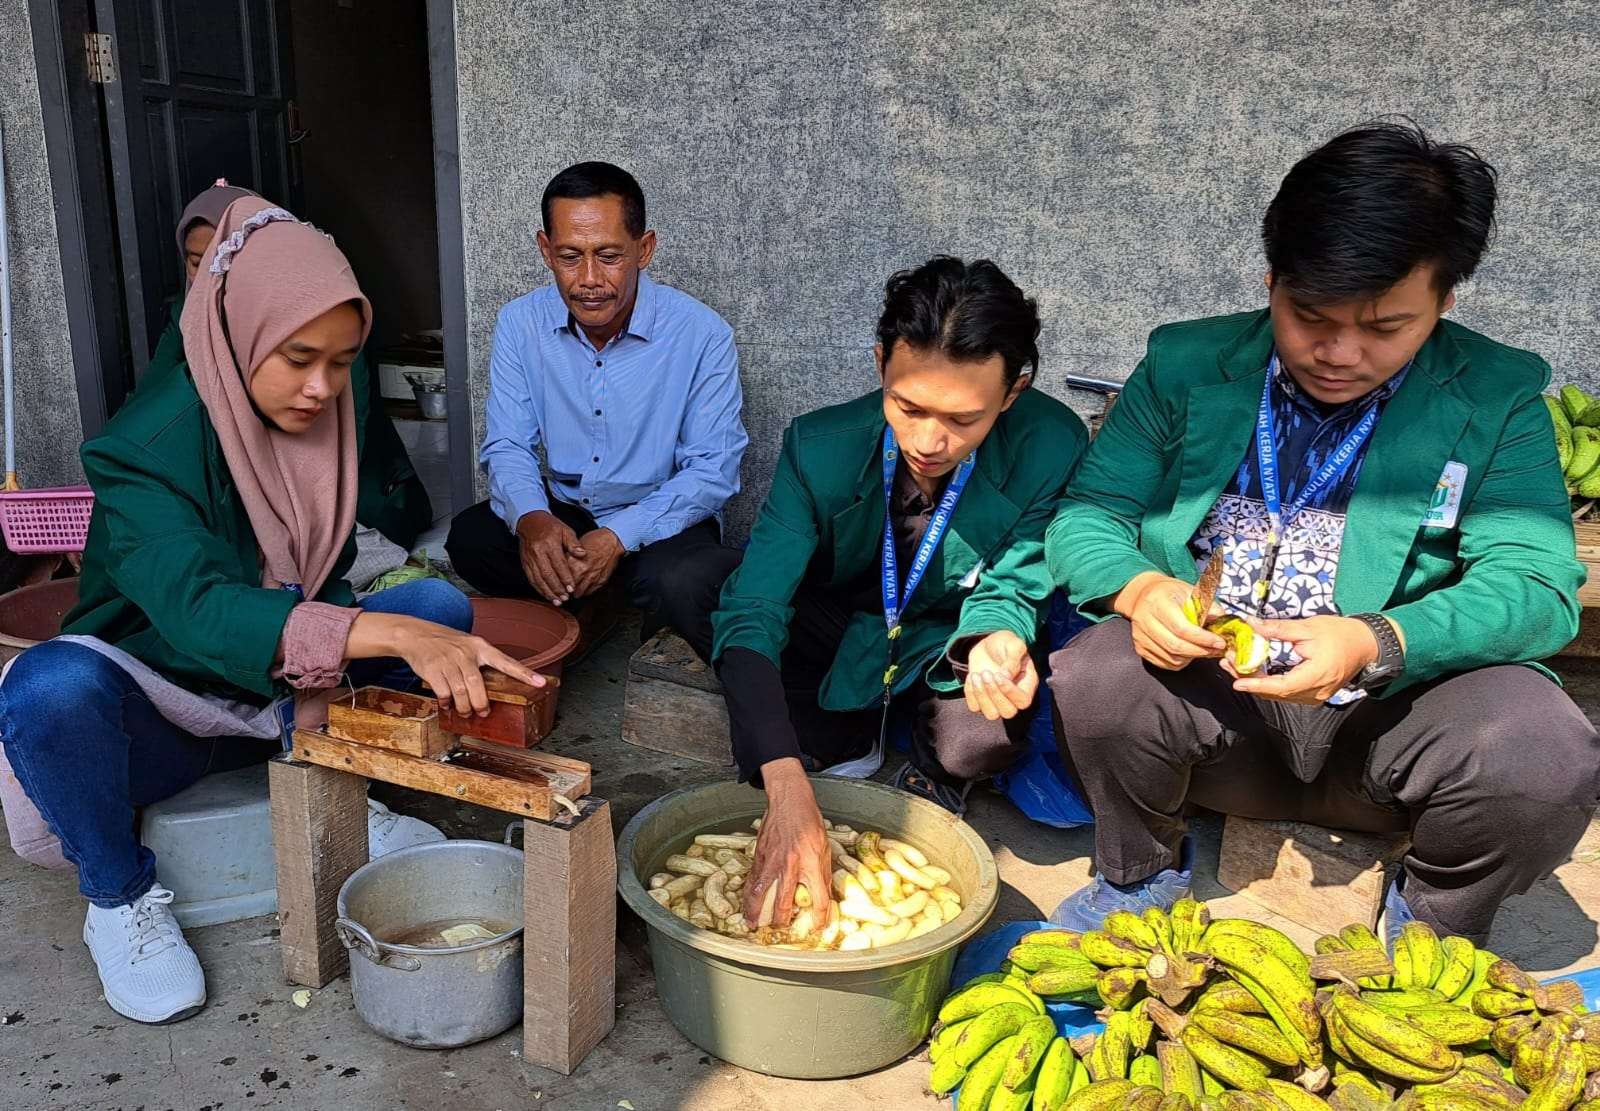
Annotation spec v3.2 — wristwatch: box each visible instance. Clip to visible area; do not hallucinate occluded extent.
[1351,613,1404,691]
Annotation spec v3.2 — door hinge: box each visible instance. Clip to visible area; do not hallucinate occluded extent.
[85,33,116,85]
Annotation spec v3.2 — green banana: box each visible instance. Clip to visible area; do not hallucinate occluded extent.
[962,1034,1024,1111]
[1010,944,1101,973]
[1449,949,1497,1007]
[930,1016,972,1062]
[1562,385,1592,424]
[1431,938,1478,1000]
[1005,1016,1060,1090]
[1088,1014,1133,1082]
[1126,1000,1156,1054]
[1194,980,1268,1015]
[1202,932,1322,1066]
[940,981,1042,1023]
[1169,898,1210,955]
[1020,929,1084,949]
[1471,989,1536,1020]
[1191,1009,1302,1066]
[929,1049,971,1095]
[1096,967,1146,1010]
[1028,963,1103,998]
[1579,401,1600,428]
[991,1080,1039,1111]
[1338,924,1393,990]
[1061,1079,1134,1111]
[1142,908,1176,954]
[1548,396,1576,473]
[1395,922,1445,990]
[1263,1079,1335,1111]
[1199,1067,1225,1097]
[952,1002,1039,1068]
[1397,1003,1494,1046]
[1203,918,1312,980]
[1128,1054,1162,1087]
[1330,990,1458,1072]
[959,971,1016,991]
[1327,1010,1461,1083]
[1078,930,1151,968]
[1179,1025,1271,1092]
[1521,1037,1587,1111]
[1032,1037,1076,1111]
[1157,1040,1204,1101]
[1568,426,1600,482]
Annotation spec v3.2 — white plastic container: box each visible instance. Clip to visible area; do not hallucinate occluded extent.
[140,763,278,927]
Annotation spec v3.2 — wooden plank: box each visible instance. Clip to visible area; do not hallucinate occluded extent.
[451,739,591,799]
[326,686,450,758]
[522,798,616,1075]
[290,729,588,819]
[268,756,368,988]
[1216,815,1409,935]
[628,630,722,693]
[621,673,733,766]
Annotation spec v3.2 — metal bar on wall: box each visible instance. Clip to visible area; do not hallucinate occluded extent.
[424,0,475,516]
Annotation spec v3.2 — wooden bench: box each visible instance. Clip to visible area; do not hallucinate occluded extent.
[1216,815,1409,935]
[620,631,732,766]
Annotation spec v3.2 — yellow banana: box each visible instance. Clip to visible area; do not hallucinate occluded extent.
[1086,1014,1133,1082]
[961,1034,1023,1111]
[1316,934,1351,955]
[1126,1000,1156,1054]
[1431,938,1478,1000]
[1169,897,1210,955]
[1489,1012,1541,1059]
[1191,1009,1302,1066]
[991,1080,1039,1111]
[1339,923,1393,989]
[1485,959,1539,997]
[1395,922,1444,990]
[1027,962,1103,999]
[1330,990,1458,1072]
[1062,1080,1135,1111]
[1079,930,1151,968]
[1194,980,1268,1015]
[929,1049,970,1095]
[1204,918,1312,980]
[929,1016,972,1063]
[1202,932,1322,1066]
[1406,1089,1512,1111]
[1157,1095,1194,1111]
[1330,1070,1392,1105]
[1128,1054,1162,1087]
[1397,1003,1493,1046]
[951,1002,1038,1068]
[1521,1037,1587,1111]
[1471,989,1536,1020]
[1180,1026,1271,1092]
[1096,967,1146,1010]
[1124,1086,1166,1111]
[1104,910,1162,952]
[1021,928,1083,949]
[1005,1015,1060,1090]
[1199,1067,1225,1097]
[1009,944,1101,973]
[1263,1079,1335,1111]
[1327,1011,1461,1084]
[939,981,1041,1024]
[1031,1037,1076,1111]
[957,971,1014,992]
[1512,1021,1560,1090]
[1142,907,1176,954]
[1361,986,1447,1011]
[1157,1040,1204,1101]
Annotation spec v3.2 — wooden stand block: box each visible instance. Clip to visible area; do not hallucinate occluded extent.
[1216,815,1410,936]
[326,687,449,757]
[522,798,616,1076]
[621,632,732,766]
[436,673,561,748]
[268,756,369,987]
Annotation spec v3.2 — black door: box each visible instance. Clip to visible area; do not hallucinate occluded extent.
[95,0,296,387]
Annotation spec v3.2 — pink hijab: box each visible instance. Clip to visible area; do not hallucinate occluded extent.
[179,197,368,600]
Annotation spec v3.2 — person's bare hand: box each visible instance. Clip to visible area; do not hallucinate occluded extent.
[351,613,545,716]
[570,528,625,598]
[963,630,1039,720]
[1113,571,1226,670]
[742,758,833,930]
[1229,615,1378,704]
[515,511,585,604]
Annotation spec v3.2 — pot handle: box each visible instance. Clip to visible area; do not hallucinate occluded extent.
[503,821,523,847]
[335,917,421,972]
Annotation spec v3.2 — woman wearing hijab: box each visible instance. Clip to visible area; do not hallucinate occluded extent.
[0,197,541,1025]
[152,180,435,550]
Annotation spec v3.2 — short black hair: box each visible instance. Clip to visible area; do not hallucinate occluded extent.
[541,161,647,239]
[876,257,1041,388]
[1262,118,1497,304]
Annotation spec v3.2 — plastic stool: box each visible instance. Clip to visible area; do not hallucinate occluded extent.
[140,762,278,927]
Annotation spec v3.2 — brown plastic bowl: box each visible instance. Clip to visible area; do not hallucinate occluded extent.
[468,596,581,739]
[0,578,81,665]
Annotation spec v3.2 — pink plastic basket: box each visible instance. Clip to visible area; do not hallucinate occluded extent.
[0,486,94,554]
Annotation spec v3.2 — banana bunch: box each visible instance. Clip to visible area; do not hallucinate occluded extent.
[644,818,962,950]
[1547,387,1600,499]
[928,905,1599,1111]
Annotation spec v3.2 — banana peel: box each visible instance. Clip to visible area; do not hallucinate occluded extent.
[1184,553,1270,676]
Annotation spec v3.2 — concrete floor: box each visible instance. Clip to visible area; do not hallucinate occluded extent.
[2,617,1597,1111]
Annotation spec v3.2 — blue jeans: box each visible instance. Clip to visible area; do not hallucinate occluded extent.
[0,579,473,907]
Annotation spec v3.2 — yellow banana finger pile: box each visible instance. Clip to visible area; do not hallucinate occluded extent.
[927,902,1599,1111]
[644,819,962,952]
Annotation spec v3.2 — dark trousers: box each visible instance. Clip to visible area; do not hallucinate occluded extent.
[445,499,742,662]
[778,588,1034,784]
[1047,618,1600,942]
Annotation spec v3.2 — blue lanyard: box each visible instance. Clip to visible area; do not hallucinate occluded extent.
[1252,352,1380,600]
[879,426,975,684]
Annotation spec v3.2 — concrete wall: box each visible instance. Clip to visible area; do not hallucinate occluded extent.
[0,4,85,487]
[452,0,1600,537]
[290,0,441,350]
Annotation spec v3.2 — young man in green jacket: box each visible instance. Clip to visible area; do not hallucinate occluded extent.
[711,257,1087,930]
[1047,122,1599,944]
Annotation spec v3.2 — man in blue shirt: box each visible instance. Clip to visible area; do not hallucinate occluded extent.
[446,163,747,659]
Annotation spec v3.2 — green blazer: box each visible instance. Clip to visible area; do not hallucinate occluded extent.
[63,365,357,701]
[148,298,433,549]
[713,389,1088,711]
[1047,310,1583,692]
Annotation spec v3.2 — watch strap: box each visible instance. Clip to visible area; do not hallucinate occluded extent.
[1352,612,1404,687]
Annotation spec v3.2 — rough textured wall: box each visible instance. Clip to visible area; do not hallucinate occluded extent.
[1,5,84,487]
[454,0,1600,536]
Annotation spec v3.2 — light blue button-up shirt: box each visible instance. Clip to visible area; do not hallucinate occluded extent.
[480,272,748,552]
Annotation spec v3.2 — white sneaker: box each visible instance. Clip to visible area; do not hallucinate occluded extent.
[83,887,206,1024]
[367,797,446,859]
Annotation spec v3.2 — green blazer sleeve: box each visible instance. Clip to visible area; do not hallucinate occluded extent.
[1384,384,1582,682]
[147,305,185,379]
[710,419,820,668]
[80,435,299,697]
[951,417,1087,651]
[1046,340,1173,610]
